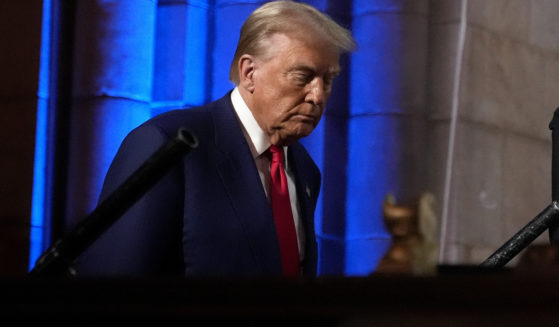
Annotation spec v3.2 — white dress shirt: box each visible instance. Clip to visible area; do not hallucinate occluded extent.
[230,87,305,261]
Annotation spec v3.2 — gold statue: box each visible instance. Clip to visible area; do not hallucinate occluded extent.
[376,193,438,275]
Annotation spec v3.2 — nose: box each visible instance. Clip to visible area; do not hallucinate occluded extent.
[305,77,328,107]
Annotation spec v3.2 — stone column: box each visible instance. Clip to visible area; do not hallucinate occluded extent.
[301,0,353,275]
[345,0,429,275]
[152,0,211,110]
[65,0,156,228]
[211,0,259,99]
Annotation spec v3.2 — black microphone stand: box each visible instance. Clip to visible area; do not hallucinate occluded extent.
[29,128,198,277]
[481,108,559,268]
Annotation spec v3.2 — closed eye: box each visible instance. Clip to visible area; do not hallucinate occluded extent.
[288,68,339,91]
[289,71,313,85]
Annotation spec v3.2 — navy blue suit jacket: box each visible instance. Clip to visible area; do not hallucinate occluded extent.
[76,92,321,277]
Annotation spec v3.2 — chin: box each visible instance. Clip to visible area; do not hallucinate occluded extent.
[279,122,316,144]
[293,126,314,140]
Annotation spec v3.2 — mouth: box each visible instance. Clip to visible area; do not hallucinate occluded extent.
[291,114,316,125]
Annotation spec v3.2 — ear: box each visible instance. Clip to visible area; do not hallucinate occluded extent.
[238,54,256,93]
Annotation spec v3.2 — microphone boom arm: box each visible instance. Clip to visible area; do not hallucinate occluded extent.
[29,128,198,277]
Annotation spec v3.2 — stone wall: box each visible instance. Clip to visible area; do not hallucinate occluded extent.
[429,0,559,265]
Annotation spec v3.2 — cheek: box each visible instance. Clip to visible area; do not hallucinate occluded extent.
[268,104,291,126]
[255,81,309,126]
[277,100,302,121]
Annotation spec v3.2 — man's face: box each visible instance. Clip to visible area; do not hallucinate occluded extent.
[245,32,340,146]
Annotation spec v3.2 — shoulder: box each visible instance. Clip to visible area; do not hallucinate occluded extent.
[141,106,209,139]
[134,92,234,141]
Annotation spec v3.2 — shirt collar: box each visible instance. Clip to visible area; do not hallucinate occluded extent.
[230,87,289,168]
[231,87,271,159]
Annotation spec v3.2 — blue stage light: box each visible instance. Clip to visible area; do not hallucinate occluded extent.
[29,0,52,270]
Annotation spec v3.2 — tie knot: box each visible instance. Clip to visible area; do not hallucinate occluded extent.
[269,145,284,163]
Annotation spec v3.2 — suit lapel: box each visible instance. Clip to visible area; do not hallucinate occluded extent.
[288,143,319,275]
[210,94,283,274]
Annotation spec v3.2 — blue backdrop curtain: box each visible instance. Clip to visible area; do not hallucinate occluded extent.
[31,0,429,276]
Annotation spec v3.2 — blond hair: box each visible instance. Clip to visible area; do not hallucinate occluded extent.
[229,0,356,84]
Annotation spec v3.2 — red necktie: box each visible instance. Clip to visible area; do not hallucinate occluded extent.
[269,145,300,276]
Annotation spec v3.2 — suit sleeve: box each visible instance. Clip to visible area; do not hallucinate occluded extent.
[75,124,185,276]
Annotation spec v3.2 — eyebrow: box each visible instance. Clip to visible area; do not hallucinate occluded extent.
[288,64,341,77]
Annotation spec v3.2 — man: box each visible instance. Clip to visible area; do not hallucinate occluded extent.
[76,1,355,277]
